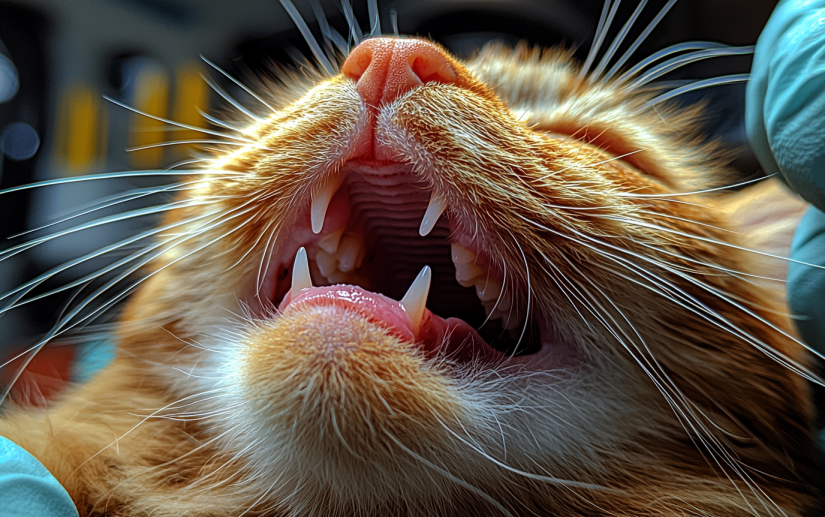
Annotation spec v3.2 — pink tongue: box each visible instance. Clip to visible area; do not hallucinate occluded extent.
[281,285,492,360]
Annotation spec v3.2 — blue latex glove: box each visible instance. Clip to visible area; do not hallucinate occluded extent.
[0,437,78,517]
[0,340,111,516]
[746,0,825,353]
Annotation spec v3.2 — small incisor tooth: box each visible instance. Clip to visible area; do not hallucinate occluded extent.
[455,262,483,286]
[450,242,475,264]
[419,192,447,237]
[475,278,502,302]
[291,247,313,297]
[315,249,338,278]
[311,174,344,234]
[400,265,431,335]
[318,227,345,253]
[337,235,361,273]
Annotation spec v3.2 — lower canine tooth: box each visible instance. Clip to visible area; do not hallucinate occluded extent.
[311,174,344,234]
[400,266,431,335]
[291,247,313,297]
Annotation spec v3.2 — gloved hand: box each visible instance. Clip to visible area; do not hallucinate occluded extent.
[0,437,78,517]
[746,0,825,353]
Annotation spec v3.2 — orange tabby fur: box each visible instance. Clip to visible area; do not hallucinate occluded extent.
[0,40,819,516]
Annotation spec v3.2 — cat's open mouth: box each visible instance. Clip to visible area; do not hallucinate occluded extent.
[255,158,551,360]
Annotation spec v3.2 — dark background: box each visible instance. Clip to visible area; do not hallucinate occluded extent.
[0,0,781,363]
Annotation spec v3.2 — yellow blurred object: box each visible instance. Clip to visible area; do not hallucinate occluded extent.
[129,66,170,168]
[56,85,100,174]
[171,62,210,157]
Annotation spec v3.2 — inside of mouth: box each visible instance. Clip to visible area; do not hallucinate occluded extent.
[266,161,542,357]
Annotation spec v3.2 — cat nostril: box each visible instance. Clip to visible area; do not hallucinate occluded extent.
[342,37,458,107]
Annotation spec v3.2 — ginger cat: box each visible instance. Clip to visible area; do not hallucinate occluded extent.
[0,3,820,516]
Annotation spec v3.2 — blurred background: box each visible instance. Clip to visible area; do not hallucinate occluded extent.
[0,0,781,393]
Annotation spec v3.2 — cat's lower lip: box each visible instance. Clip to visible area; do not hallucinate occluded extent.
[279,284,500,361]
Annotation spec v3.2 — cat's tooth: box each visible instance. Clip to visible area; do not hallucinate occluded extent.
[450,242,475,264]
[419,193,447,237]
[291,247,313,296]
[311,174,343,234]
[318,227,345,254]
[337,235,362,273]
[475,278,502,302]
[455,262,483,286]
[315,249,338,278]
[400,265,431,334]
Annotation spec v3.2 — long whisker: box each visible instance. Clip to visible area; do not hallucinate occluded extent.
[508,231,531,356]
[278,0,336,76]
[367,0,381,37]
[603,0,679,81]
[201,74,263,122]
[8,182,189,239]
[0,198,226,262]
[311,0,348,56]
[125,140,271,152]
[517,213,824,383]
[0,170,238,197]
[614,41,724,85]
[641,74,750,109]
[592,0,649,80]
[615,173,776,198]
[199,110,246,133]
[628,46,754,89]
[104,96,252,142]
[580,0,614,78]
[341,0,362,45]
[0,206,259,403]
[382,429,516,517]
[0,210,221,313]
[200,55,279,113]
[601,214,825,271]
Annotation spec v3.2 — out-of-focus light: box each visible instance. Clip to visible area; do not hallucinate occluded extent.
[1,122,40,161]
[0,54,19,104]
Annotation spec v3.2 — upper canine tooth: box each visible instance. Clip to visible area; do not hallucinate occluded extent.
[419,192,447,237]
[450,242,475,264]
[400,266,431,335]
[291,247,313,297]
[311,174,344,234]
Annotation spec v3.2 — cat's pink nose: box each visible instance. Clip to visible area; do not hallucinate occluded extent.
[342,38,458,107]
